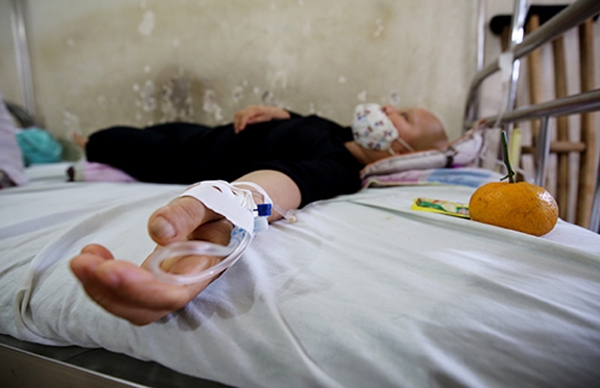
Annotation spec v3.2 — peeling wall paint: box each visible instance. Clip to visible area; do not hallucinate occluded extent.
[0,0,503,156]
[0,0,490,144]
[1,0,596,162]
[138,10,156,37]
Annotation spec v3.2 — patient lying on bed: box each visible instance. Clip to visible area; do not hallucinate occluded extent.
[70,103,449,325]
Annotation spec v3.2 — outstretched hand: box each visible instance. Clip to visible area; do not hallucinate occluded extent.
[70,170,301,325]
[70,197,232,325]
[233,105,290,134]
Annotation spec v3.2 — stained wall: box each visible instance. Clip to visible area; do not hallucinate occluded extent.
[1,0,477,159]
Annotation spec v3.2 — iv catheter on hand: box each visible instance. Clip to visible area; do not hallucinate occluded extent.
[145,180,297,285]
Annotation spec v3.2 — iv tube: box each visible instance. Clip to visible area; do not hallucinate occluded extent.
[273,204,297,223]
[147,226,252,285]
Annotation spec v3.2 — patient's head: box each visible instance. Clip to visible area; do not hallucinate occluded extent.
[382,105,448,153]
[348,103,449,165]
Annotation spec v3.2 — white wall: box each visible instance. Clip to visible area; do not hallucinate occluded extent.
[0,0,477,159]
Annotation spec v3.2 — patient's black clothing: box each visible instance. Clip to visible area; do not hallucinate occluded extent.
[86,114,363,207]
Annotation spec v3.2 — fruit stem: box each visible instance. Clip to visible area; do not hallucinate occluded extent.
[500,131,516,183]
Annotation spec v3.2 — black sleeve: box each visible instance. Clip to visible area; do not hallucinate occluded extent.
[286,110,304,119]
[250,115,363,207]
[263,157,362,208]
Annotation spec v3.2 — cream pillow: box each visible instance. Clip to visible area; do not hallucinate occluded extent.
[360,125,484,180]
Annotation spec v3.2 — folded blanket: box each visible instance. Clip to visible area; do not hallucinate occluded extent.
[360,123,484,179]
[362,167,504,189]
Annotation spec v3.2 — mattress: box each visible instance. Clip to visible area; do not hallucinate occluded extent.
[1,162,599,387]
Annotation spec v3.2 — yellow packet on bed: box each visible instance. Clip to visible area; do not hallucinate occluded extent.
[411,198,470,219]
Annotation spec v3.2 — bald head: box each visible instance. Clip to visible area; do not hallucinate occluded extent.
[383,106,448,154]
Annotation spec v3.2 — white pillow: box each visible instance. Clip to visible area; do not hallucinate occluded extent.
[0,92,28,186]
[360,125,483,180]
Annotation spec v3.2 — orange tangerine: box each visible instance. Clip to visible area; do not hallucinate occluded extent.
[469,181,559,236]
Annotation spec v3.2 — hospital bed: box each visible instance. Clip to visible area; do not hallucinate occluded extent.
[1,1,600,387]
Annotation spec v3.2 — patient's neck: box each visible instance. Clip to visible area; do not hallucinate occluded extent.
[344,141,397,165]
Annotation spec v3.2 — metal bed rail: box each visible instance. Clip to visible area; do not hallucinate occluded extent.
[478,89,600,232]
[464,0,600,232]
[464,0,600,125]
[9,0,36,119]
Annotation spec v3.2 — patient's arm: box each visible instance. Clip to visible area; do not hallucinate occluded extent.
[70,170,301,325]
[233,105,291,134]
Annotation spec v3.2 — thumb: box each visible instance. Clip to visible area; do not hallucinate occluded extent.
[148,196,220,246]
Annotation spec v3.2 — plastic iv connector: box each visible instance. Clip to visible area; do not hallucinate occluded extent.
[147,204,272,285]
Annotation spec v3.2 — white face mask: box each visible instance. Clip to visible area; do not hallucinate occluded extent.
[351,103,414,154]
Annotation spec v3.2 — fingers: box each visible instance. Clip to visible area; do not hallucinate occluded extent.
[187,218,234,245]
[148,196,222,246]
[233,105,270,134]
[71,244,115,282]
[81,244,114,260]
[233,109,250,133]
[106,269,213,326]
[71,132,89,148]
[71,247,212,325]
[232,105,291,133]
[233,107,251,133]
[141,218,233,277]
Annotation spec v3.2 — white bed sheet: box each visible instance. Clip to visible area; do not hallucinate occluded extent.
[1,163,599,387]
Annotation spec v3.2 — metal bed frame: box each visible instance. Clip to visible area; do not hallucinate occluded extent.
[466,0,600,233]
[1,0,599,387]
[0,333,228,387]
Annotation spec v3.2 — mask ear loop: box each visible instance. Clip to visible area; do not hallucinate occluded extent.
[392,136,415,154]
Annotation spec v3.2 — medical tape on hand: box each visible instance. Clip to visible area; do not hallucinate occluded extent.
[231,181,273,205]
[180,180,258,234]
